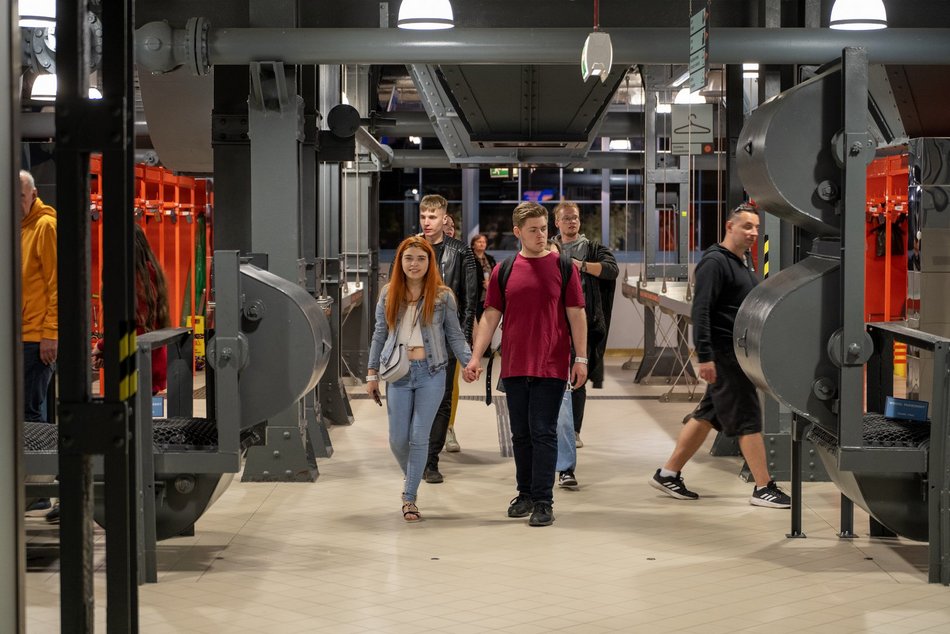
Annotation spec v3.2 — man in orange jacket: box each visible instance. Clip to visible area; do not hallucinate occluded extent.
[20,169,57,422]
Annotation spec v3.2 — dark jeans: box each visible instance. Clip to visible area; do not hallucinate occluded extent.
[571,384,586,434]
[23,342,54,422]
[503,376,566,504]
[426,358,458,470]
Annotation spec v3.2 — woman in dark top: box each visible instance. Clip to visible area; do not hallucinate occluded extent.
[93,224,170,394]
[470,234,496,322]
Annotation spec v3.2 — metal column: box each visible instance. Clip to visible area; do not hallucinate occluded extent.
[57,1,140,630]
[241,1,320,482]
[3,4,24,630]
[317,64,354,427]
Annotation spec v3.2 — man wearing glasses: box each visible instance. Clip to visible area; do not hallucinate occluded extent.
[552,201,618,487]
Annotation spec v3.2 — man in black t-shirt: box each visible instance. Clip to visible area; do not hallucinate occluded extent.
[649,205,791,509]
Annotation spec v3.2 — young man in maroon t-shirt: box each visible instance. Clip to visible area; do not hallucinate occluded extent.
[465,201,587,526]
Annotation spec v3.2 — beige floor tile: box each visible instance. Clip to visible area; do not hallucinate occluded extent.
[23,359,949,633]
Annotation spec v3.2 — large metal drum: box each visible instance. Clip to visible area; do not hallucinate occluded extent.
[734,254,841,432]
[737,65,843,237]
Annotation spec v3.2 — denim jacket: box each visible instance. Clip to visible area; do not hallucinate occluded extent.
[368,285,473,375]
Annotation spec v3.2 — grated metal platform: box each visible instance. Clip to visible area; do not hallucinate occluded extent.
[809,412,930,453]
[24,418,218,455]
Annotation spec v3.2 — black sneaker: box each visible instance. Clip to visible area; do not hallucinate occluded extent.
[528,502,554,527]
[750,480,791,508]
[507,494,533,518]
[558,470,578,488]
[45,503,60,524]
[423,468,444,484]
[650,469,699,500]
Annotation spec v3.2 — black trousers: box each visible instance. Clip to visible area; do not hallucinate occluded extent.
[504,376,566,504]
[426,358,458,470]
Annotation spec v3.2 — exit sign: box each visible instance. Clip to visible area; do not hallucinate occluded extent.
[489,167,510,178]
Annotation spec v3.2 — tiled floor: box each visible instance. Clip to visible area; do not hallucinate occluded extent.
[25,358,950,633]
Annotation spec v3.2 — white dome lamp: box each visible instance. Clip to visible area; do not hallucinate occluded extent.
[397,0,455,30]
[830,0,888,30]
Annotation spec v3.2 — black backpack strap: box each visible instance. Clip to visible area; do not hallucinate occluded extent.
[496,255,516,313]
[557,252,573,304]
[486,255,515,405]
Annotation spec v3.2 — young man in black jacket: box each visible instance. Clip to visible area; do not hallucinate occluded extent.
[416,195,479,483]
[650,204,791,508]
[552,201,618,486]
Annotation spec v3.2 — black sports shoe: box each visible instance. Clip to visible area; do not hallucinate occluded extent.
[528,502,554,527]
[558,470,578,488]
[45,503,60,524]
[507,494,533,518]
[650,469,699,500]
[423,468,444,484]
[750,480,791,508]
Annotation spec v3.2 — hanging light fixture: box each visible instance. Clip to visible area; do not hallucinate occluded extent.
[581,0,613,82]
[830,0,888,30]
[397,0,455,30]
[742,63,760,79]
[674,87,706,105]
[19,0,55,27]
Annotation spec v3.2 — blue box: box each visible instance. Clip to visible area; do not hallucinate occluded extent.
[152,396,165,418]
[884,396,929,422]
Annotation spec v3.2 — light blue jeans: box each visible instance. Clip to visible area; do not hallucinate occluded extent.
[556,389,576,472]
[386,360,447,503]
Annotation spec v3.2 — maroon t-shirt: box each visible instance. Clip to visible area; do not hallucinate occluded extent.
[485,251,584,379]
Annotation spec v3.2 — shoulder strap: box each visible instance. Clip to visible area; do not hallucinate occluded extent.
[497,255,516,313]
[558,252,573,305]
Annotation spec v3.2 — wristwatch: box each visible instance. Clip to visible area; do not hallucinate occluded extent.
[575,357,589,364]
[580,261,588,274]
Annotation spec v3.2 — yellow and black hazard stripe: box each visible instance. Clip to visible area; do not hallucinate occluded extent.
[118,322,138,401]
[763,234,770,279]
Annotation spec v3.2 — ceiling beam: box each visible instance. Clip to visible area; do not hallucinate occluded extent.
[137,23,950,74]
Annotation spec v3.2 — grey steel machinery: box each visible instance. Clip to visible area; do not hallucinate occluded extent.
[24,251,332,582]
[734,49,950,583]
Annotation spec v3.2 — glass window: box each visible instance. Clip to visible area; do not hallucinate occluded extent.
[379,202,411,250]
[478,203,520,250]
[479,169,519,202]
[694,170,725,251]
[562,169,602,202]
[609,171,643,203]
[570,203,602,243]
[609,201,643,252]
[521,168,560,203]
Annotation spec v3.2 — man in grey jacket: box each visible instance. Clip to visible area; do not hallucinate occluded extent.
[552,201,618,486]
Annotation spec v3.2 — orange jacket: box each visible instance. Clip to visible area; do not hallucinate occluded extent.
[21,197,57,342]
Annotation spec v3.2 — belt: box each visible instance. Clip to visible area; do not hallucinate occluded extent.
[485,349,496,405]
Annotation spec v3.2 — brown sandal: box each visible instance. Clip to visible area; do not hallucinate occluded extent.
[402,501,422,522]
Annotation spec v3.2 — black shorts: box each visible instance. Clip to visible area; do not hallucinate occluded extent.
[691,349,761,437]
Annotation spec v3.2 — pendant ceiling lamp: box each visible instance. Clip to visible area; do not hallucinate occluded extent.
[581,0,613,82]
[397,0,455,30]
[830,0,888,30]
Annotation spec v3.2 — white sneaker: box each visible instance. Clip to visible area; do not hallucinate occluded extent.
[445,428,461,452]
[575,432,584,448]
